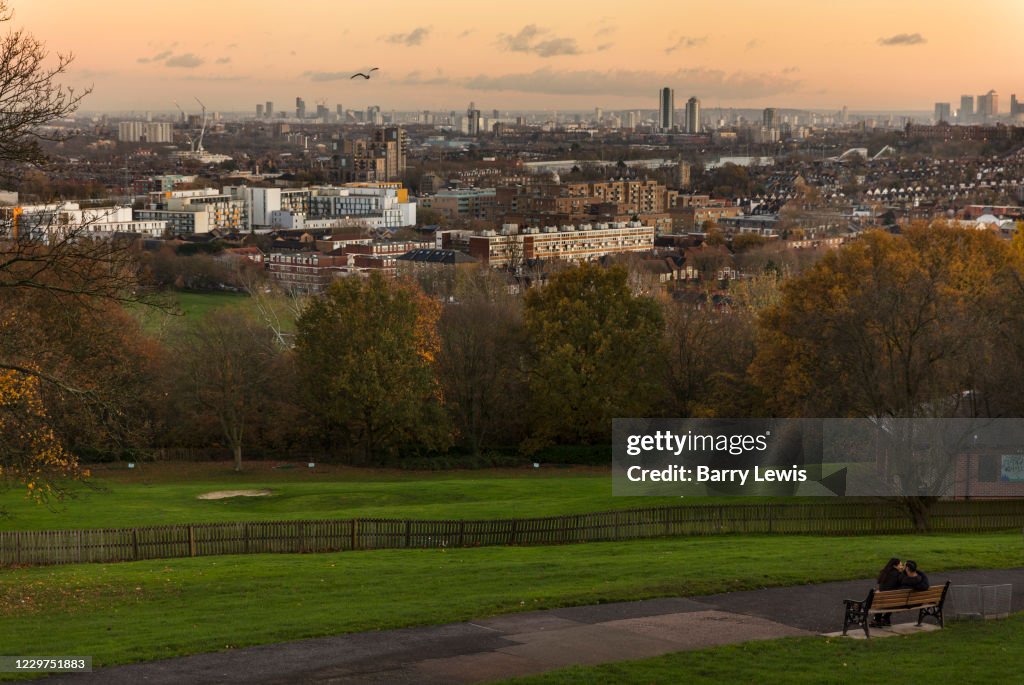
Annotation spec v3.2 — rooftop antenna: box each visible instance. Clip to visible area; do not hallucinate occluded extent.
[194,97,208,152]
[172,101,195,151]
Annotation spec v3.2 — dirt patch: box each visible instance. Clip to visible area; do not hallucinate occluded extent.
[196,489,273,500]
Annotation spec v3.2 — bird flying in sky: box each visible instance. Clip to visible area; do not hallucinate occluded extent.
[350,68,379,80]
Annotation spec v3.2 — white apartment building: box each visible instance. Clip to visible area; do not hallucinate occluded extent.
[1,203,167,241]
[244,184,415,229]
[117,121,173,144]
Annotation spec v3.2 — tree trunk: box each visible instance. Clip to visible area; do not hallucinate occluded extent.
[233,443,243,472]
[903,496,934,532]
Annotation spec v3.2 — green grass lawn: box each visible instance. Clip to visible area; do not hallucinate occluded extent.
[132,290,268,335]
[0,533,1020,673]
[498,613,1024,684]
[0,464,655,530]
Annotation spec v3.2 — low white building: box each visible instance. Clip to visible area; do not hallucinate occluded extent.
[1,203,167,240]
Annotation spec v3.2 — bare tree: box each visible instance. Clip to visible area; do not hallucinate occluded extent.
[172,309,280,471]
[0,1,90,173]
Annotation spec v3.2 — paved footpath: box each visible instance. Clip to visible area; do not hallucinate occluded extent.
[43,568,1023,685]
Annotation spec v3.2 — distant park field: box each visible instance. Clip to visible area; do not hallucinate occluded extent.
[0,462,648,530]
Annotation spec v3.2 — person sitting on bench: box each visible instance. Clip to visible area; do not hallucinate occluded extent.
[870,557,903,627]
[899,560,929,592]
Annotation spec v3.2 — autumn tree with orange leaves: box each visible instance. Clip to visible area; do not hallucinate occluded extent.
[0,0,153,500]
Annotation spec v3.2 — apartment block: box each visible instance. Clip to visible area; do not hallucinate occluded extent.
[468,221,655,268]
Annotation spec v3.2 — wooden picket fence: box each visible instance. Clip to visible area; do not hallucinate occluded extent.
[2,499,1023,567]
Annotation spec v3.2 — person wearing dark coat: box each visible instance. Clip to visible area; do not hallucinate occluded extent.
[899,560,929,591]
[870,557,902,627]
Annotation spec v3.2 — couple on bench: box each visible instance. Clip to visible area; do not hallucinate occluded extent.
[871,558,930,627]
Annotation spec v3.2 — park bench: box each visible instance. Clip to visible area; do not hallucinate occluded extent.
[842,580,950,638]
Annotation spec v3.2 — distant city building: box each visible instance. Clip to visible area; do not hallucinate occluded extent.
[1,203,166,241]
[762,107,778,130]
[960,94,975,122]
[418,188,496,222]
[245,183,415,229]
[296,97,306,120]
[467,221,655,268]
[137,188,247,236]
[934,102,951,123]
[366,105,383,126]
[265,101,274,118]
[336,127,408,183]
[659,87,674,131]
[977,90,999,118]
[117,121,173,143]
[497,179,673,233]
[256,104,264,118]
[685,97,701,134]
[467,102,482,136]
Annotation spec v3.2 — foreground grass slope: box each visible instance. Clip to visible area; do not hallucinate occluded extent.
[500,613,1024,685]
[0,533,1020,671]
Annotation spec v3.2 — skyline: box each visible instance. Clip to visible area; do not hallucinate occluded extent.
[14,0,1024,113]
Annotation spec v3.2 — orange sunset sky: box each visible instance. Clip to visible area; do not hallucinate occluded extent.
[13,0,1024,113]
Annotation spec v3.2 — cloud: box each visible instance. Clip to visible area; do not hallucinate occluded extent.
[458,29,475,38]
[877,33,926,46]
[137,50,172,64]
[227,43,238,49]
[182,74,249,82]
[665,35,707,54]
[782,66,800,74]
[594,26,616,38]
[498,25,581,57]
[165,53,205,68]
[596,43,614,52]
[745,39,760,50]
[384,27,431,46]
[305,70,369,82]
[533,38,581,57]
[216,57,231,64]
[400,66,802,101]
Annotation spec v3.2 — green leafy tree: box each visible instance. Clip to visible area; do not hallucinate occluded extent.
[523,263,666,446]
[295,275,449,461]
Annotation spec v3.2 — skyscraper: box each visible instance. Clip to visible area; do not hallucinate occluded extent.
[265,101,274,118]
[256,104,264,118]
[934,103,951,123]
[685,97,701,134]
[959,95,974,122]
[296,97,306,120]
[762,107,777,130]
[467,102,481,136]
[977,90,998,118]
[659,87,674,131]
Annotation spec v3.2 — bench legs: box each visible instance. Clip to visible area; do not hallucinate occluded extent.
[917,605,943,628]
[843,601,870,638]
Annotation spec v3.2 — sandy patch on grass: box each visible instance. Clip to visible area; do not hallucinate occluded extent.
[196,489,273,500]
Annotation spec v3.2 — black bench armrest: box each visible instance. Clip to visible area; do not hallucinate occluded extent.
[843,598,866,610]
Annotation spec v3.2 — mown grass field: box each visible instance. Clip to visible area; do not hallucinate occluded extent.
[0,463,658,530]
[133,290,264,335]
[499,613,1024,685]
[0,533,1020,674]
